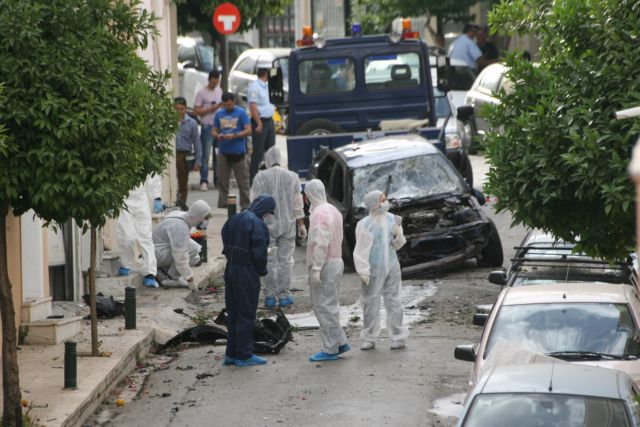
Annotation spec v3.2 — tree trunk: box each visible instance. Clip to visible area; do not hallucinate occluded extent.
[0,203,22,426]
[89,227,99,357]
[210,30,228,92]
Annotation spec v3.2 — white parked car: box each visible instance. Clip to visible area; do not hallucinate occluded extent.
[455,282,640,387]
[228,48,291,108]
[457,363,640,427]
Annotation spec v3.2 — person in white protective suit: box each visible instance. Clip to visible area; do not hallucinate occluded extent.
[250,146,306,309]
[353,190,409,350]
[116,174,165,288]
[152,200,211,289]
[305,179,351,362]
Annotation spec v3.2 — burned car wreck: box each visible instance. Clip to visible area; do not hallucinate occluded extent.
[307,134,503,277]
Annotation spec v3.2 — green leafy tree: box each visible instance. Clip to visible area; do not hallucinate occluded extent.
[351,0,477,36]
[175,0,293,88]
[0,0,176,424]
[484,0,640,261]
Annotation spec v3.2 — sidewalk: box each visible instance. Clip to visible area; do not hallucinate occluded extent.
[4,171,230,427]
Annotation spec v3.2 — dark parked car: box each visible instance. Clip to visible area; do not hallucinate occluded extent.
[307,134,503,277]
[488,229,634,287]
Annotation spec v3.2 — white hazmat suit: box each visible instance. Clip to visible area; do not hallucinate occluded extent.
[353,190,409,349]
[116,174,162,277]
[250,146,305,303]
[305,180,349,357]
[153,200,211,286]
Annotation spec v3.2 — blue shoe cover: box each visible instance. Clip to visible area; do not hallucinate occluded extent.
[309,351,339,362]
[338,343,351,354]
[264,297,276,309]
[279,296,293,307]
[235,355,268,366]
[222,356,236,366]
[143,275,159,288]
[118,267,130,276]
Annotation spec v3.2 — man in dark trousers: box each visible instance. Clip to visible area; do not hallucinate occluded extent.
[221,194,276,367]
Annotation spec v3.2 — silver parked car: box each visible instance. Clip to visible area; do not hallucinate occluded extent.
[228,48,291,107]
[457,363,640,427]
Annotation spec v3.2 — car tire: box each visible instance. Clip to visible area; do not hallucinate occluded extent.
[296,119,343,136]
[479,220,503,267]
[461,154,473,187]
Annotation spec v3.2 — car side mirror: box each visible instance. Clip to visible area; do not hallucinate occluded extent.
[457,105,474,122]
[472,188,485,205]
[489,270,507,286]
[473,313,488,327]
[454,344,476,362]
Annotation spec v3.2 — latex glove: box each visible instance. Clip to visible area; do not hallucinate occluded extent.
[153,198,164,214]
[297,223,307,240]
[360,275,370,286]
[392,224,401,237]
[310,269,322,285]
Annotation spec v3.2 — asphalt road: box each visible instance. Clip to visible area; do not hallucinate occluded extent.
[89,153,527,427]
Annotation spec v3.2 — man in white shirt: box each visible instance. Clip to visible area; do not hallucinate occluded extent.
[247,61,276,183]
[448,25,498,72]
[193,71,222,191]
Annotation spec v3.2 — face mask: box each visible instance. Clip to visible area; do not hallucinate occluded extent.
[380,201,390,212]
[263,213,275,223]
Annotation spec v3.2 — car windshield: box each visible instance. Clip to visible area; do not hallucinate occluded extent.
[462,393,631,427]
[352,154,466,208]
[486,303,640,359]
[196,44,215,72]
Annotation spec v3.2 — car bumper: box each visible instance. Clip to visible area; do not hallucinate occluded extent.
[398,221,491,277]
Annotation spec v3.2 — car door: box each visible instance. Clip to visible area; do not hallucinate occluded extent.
[230,55,258,107]
[466,64,505,138]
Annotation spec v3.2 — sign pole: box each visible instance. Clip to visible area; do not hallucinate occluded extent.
[224,35,229,92]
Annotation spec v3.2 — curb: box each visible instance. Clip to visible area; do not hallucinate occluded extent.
[62,331,154,427]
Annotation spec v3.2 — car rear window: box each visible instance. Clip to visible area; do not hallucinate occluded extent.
[364,52,421,91]
[463,393,631,427]
[298,58,355,94]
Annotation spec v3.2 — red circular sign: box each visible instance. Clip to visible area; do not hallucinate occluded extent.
[213,3,241,35]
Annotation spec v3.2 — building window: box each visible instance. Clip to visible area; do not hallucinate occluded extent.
[260,5,296,48]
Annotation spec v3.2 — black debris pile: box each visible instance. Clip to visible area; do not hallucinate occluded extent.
[82,293,124,318]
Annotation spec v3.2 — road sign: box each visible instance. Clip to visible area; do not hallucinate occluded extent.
[213,2,241,35]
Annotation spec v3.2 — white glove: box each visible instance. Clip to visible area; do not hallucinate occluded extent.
[297,223,308,240]
[392,224,401,237]
[310,269,322,285]
[360,275,370,286]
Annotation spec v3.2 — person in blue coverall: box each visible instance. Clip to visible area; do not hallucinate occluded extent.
[221,194,276,367]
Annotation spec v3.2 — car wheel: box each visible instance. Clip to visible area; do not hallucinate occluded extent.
[462,154,473,187]
[479,220,503,267]
[296,119,343,136]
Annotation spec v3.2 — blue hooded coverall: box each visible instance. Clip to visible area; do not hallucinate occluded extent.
[222,194,276,360]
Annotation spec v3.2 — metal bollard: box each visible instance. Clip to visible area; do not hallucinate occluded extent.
[125,286,136,330]
[227,195,237,218]
[64,341,77,390]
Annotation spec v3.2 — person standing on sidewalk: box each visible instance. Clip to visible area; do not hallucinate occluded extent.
[353,190,409,351]
[193,71,222,191]
[116,174,164,288]
[250,146,306,309]
[304,179,351,362]
[221,194,276,367]
[247,61,276,182]
[212,93,251,210]
[174,97,201,207]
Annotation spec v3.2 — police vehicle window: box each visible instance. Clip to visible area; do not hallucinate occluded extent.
[299,58,355,95]
[238,57,257,74]
[364,52,421,90]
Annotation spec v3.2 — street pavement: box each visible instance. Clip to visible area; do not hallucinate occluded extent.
[86,150,527,427]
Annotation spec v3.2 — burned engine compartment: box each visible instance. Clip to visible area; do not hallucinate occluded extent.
[399,195,484,236]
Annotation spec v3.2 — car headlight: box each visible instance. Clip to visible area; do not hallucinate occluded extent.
[445,133,462,150]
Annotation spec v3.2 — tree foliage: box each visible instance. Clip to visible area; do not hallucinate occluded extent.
[175,0,293,37]
[485,0,640,261]
[0,0,176,228]
[351,0,477,35]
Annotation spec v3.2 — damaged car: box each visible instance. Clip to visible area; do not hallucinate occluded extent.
[307,134,503,277]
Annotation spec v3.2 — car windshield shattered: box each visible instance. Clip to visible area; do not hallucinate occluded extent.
[485,303,640,359]
[462,393,632,427]
[352,154,466,208]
